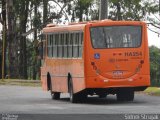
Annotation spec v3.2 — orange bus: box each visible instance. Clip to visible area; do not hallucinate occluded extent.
[40,20,150,103]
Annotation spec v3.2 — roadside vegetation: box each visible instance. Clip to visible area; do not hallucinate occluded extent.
[0,79,41,87]
[144,87,160,96]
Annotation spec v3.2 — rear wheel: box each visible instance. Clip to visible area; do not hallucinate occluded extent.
[125,90,134,101]
[50,81,60,100]
[117,88,134,101]
[69,79,79,103]
[78,93,87,102]
[51,92,60,100]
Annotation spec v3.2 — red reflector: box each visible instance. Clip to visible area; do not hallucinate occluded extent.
[140,60,144,64]
[91,62,95,65]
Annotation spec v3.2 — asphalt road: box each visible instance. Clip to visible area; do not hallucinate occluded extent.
[0,85,160,115]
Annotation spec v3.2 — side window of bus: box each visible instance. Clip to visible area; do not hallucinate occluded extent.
[68,33,73,58]
[47,35,52,57]
[78,32,83,58]
[42,34,46,58]
[62,34,64,57]
[50,35,53,57]
[47,35,49,57]
[54,34,59,58]
[47,32,83,59]
[52,34,56,58]
[58,33,63,58]
[63,33,68,58]
[73,33,79,58]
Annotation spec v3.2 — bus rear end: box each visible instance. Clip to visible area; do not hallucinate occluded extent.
[84,21,150,101]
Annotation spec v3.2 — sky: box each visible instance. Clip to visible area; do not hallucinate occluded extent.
[148,26,160,48]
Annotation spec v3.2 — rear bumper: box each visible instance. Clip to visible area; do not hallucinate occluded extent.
[85,74,150,89]
[79,86,148,95]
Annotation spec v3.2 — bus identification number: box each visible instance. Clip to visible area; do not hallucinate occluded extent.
[125,51,142,57]
[113,71,123,75]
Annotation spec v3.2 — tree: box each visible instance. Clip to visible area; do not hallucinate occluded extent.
[108,0,159,21]
[31,0,41,80]
[0,0,7,79]
[0,40,2,78]
[0,0,3,79]
[64,0,95,22]
[43,0,48,24]
[7,0,18,78]
[149,46,160,86]
[108,0,160,37]
[12,0,30,79]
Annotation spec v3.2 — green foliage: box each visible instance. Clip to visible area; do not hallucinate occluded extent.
[109,0,159,20]
[149,46,160,87]
[145,87,160,96]
[65,0,95,21]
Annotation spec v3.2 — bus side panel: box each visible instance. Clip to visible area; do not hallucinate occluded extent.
[51,77,85,93]
[41,67,48,91]
[84,25,89,89]
[138,23,150,85]
[69,60,85,93]
[52,77,68,93]
[47,59,85,93]
[72,77,85,93]
[143,23,150,75]
[84,24,95,87]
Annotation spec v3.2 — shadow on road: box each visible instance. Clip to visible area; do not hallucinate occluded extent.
[58,95,147,105]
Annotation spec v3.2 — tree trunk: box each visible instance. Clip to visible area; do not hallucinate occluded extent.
[33,1,38,80]
[0,54,2,79]
[79,3,83,21]
[116,2,122,20]
[1,0,7,79]
[43,0,48,25]
[7,0,19,78]
[19,0,29,79]
[99,0,108,20]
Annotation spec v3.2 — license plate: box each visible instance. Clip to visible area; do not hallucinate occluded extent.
[113,71,123,75]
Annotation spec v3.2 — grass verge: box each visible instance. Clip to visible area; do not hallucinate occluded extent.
[144,87,160,96]
[0,79,41,87]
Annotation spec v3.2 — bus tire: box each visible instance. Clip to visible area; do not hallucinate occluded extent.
[126,90,134,101]
[50,81,60,100]
[69,79,78,103]
[117,89,134,101]
[78,93,87,103]
[52,92,60,100]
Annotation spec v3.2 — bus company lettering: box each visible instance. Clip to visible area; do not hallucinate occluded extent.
[109,58,129,63]
[125,51,142,57]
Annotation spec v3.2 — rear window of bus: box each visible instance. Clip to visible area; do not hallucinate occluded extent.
[90,26,142,49]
